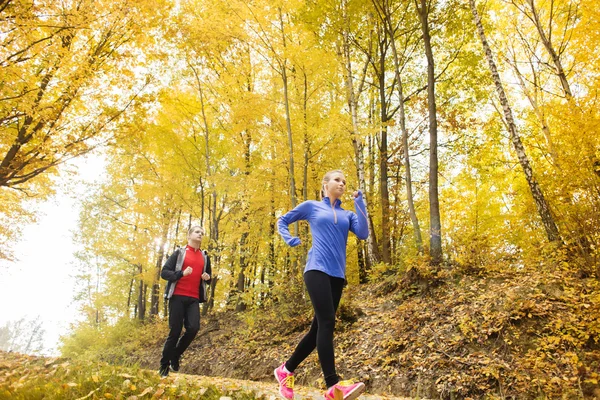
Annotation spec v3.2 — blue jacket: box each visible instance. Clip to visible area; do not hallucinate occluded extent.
[277,192,369,279]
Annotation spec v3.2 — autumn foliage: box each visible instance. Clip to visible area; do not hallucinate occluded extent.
[0,350,261,399]
[2,0,600,398]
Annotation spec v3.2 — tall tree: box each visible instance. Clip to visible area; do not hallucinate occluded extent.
[373,0,424,255]
[0,0,158,189]
[510,0,576,98]
[470,0,561,243]
[368,14,394,264]
[0,0,165,259]
[415,0,442,264]
[337,0,382,268]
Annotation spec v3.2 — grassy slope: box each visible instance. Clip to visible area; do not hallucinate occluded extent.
[0,351,260,399]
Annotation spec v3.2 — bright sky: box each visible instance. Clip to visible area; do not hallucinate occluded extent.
[0,154,106,356]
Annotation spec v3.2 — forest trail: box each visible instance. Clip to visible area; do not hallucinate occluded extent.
[170,372,418,400]
[0,350,421,399]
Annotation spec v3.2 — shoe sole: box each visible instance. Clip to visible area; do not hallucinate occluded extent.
[274,368,293,400]
[338,383,365,400]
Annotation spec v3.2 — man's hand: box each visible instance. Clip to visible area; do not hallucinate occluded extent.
[183,266,193,276]
[202,272,210,281]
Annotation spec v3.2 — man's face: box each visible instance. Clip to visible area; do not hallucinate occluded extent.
[189,228,203,242]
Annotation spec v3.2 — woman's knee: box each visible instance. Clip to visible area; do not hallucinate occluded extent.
[318,315,336,332]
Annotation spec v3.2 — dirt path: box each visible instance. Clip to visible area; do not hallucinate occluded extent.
[171,372,419,400]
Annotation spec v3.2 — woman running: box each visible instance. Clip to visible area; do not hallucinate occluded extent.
[274,170,369,400]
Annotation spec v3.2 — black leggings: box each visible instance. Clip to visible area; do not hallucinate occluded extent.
[285,270,345,388]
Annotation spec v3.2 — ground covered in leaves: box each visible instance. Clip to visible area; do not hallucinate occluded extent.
[0,351,411,400]
[0,351,256,399]
[64,264,600,399]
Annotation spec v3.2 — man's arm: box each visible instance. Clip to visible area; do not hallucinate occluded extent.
[161,250,183,281]
[204,251,212,284]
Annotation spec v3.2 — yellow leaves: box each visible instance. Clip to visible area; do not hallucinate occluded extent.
[548,376,574,385]
[44,358,59,367]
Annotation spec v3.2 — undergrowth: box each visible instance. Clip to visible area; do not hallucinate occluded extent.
[58,253,600,399]
[0,351,258,400]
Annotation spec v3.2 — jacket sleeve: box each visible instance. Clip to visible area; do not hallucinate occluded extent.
[161,250,183,281]
[277,201,313,247]
[349,191,369,240]
[205,251,212,284]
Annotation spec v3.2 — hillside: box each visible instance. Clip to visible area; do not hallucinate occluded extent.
[0,350,413,399]
[81,265,600,399]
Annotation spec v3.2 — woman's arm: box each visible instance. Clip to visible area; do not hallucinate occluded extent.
[350,191,369,240]
[277,201,313,247]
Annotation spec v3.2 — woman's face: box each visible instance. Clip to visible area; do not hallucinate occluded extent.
[324,172,346,198]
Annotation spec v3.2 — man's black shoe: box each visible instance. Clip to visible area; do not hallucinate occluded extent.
[170,357,180,372]
[159,364,169,378]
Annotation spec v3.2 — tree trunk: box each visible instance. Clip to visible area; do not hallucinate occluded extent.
[508,55,559,164]
[137,264,146,321]
[203,276,218,316]
[150,219,170,317]
[416,0,442,265]
[268,165,276,300]
[340,0,377,273]
[192,63,223,298]
[524,0,573,98]
[279,8,298,233]
[378,0,424,254]
[127,276,134,317]
[375,22,392,264]
[470,0,561,242]
[236,125,252,312]
[367,95,382,265]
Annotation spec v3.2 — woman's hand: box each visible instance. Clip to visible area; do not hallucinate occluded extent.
[352,190,363,199]
[202,272,210,281]
[287,237,301,247]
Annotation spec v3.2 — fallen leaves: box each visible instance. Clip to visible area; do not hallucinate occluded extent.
[0,351,250,400]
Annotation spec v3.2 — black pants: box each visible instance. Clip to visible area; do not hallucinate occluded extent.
[160,295,200,367]
[285,270,345,388]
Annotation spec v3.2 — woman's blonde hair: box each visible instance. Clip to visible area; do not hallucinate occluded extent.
[320,170,344,198]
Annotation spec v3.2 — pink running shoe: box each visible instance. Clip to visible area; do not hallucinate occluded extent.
[324,380,365,400]
[274,363,295,400]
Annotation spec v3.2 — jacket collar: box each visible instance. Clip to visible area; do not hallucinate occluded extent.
[323,197,342,207]
[186,244,202,252]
